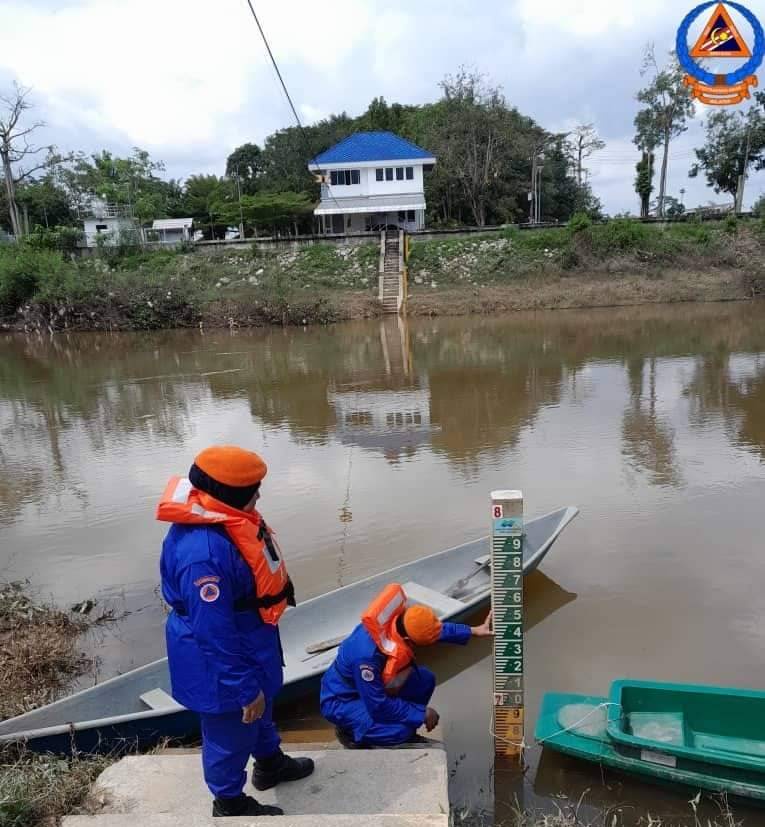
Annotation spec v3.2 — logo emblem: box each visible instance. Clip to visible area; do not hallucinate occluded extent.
[360,666,375,683]
[677,2,764,105]
[200,583,220,603]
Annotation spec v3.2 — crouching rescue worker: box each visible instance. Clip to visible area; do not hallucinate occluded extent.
[320,583,493,748]
[158,445,314,818]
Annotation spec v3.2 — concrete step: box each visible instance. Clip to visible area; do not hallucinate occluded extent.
[64,816,447,827]
[81,748,448,819]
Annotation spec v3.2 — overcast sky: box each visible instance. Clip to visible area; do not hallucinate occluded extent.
[1,0,763,215]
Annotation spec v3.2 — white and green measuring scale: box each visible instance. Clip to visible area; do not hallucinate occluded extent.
[491,490,524,758]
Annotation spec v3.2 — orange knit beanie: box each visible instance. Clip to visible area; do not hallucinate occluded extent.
[402,606,443,646]
[193,445,268,488]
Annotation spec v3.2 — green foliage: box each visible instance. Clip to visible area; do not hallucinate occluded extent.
[0,247,71,314]
[688,106,765,203]
[23,224,82,254]
[568,212,592,234]
[214,191,314,234]
[724,214,738,235]
[225,142,262,195]
[690,105,765,200]
[753,194,765,217]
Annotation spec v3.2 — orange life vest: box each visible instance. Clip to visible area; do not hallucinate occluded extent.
[361,583,414,685]
[156,476,293,625]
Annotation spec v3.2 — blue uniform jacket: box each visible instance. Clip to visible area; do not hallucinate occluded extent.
[320,621,471,733]
[160,523,283,714]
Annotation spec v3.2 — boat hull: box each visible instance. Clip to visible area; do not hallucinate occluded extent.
[536,692,765,804]
[0,506,578,754]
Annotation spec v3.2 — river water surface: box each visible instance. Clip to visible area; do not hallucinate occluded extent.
[2,303,765,824]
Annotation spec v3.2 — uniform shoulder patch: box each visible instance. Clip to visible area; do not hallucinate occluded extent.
[199,582,220,603]
[359,664,375,683]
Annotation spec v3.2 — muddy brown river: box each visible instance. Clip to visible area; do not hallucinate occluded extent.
[2,303,765,824]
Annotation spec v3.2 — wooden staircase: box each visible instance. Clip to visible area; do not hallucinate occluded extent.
[379,231,403,314]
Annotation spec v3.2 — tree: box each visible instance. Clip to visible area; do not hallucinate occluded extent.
[183,174,233,238]
[0,83,51,237]
[689,100,765,210]
[635,151,655,218]
[225,143,262,196]
[214,191,313,236]
[566,123,605,187]
[634,46,694,217]
[56,148,169,221]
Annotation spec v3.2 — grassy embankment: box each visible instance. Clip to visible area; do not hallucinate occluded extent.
[0,582,110,827]
[407,216,765,316]
[0,216,764,332]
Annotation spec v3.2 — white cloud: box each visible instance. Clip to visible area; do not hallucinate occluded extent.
[517,0,667,35]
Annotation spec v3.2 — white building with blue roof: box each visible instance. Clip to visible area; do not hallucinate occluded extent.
[309,131,436,234]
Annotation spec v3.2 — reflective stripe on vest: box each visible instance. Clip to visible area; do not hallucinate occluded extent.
[361,584,413,684]
[157,476,292,626]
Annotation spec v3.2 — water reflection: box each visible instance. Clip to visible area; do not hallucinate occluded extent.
[621,357,682,488]
[684,353,765,460]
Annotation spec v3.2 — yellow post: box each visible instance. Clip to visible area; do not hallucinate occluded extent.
[491,490,524,759]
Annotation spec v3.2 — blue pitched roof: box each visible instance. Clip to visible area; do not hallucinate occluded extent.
[312,132,435,165]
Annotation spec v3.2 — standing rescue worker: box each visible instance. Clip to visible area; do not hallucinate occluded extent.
[158,446,314,818]
[320,583,493,748]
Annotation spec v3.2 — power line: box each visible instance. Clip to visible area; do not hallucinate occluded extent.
[242,0,342,218]
[245,0,305,135]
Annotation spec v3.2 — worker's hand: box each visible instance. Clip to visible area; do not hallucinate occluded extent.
[242,691,266,724]
[471,610,493,638]
[424,707,440,732]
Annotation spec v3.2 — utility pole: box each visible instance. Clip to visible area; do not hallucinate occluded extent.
[536,159,544,224]
[529,154,537,224]
[735,125,752,214]
[235,166,245,239]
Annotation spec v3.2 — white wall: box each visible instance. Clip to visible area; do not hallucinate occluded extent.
[82,217,137,247]
[322,163,426,200]
[366,164,424,196]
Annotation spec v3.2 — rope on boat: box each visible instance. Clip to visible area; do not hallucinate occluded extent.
[489,701,623,761]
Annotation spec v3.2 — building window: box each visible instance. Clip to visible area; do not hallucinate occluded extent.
[376,168,384,182]
[407,210,416,221]
[95,224,108,231]
[405,167,414,180]
[398,211,406,222]
[330,169,361,186]
[385,168,394,181]
[396,167,404,181]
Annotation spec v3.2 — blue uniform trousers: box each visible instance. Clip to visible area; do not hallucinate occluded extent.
[340,666,436,747]
[200,700,282,799]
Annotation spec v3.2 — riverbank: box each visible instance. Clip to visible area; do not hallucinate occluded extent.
[0,582,109,827]
[1,219,763,332]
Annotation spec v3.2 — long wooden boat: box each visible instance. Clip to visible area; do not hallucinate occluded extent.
[0,506,577,754]
[536,680,765,803]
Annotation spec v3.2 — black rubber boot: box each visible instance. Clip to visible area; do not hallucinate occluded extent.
[252,750,315,791]
[212,793,283,817]
[335,726,366,750]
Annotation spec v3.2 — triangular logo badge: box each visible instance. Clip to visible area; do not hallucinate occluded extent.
[690,3,752,58]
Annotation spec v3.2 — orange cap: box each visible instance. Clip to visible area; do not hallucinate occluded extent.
[402,606,443,646]
[193,445,268,488]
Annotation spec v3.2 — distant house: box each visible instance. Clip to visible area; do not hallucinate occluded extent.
[309,131,436,235]
[147,218,194,245]
[82,202,139,247]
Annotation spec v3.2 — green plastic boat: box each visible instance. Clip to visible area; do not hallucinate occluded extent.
[535,686,765,803]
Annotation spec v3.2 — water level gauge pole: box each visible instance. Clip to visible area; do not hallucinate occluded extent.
[491,489,524,760]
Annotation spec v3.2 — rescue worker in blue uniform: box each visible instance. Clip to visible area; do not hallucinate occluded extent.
[320,584,493,747]
[158,446,314,818]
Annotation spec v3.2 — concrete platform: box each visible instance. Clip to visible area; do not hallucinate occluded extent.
[75,747,449,819]
[63,816,448,827]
